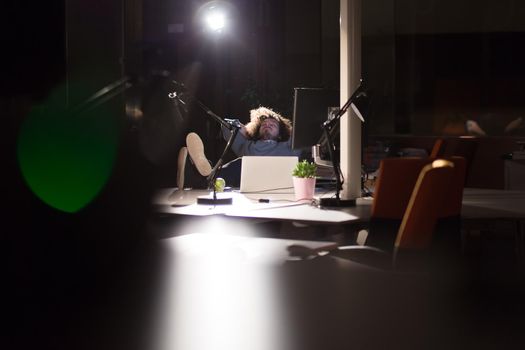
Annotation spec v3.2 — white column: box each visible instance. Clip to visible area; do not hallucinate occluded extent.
[340,0,362,200]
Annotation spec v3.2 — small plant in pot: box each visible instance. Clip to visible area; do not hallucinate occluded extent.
[292,160,317,200]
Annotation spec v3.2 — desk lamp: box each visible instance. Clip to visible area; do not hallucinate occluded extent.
[317,79,368,207]
[168,81,240,205]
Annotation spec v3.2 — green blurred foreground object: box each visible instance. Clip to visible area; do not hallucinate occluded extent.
[292,160,317,178]
[214,177,226,192]
[17,82,118,213]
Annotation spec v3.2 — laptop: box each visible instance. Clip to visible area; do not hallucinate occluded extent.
[240,156,299,193]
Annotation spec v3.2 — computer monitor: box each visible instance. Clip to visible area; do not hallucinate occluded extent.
[291,87,340,150]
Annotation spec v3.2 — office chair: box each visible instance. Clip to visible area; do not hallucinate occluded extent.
[362,156,466,250]
[432,156,467,259]
[371,157,430,220]
[371,156,465,219]
[331,159,455,271]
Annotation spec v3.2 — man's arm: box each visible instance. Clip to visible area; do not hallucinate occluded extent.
[223,118,247,137]
[221,123,249,156]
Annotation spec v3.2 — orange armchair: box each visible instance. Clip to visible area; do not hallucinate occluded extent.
[331,159,456,271]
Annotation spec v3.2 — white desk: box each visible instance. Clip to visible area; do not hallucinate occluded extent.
[152,188,373,225]
[152,187,525,272]
[154,187,525,222]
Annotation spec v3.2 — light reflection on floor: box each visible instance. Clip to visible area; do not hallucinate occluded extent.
[155,217,289,350]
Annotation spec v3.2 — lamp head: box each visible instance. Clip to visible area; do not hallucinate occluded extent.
[322,80,370,129]
[197,1,238,35]
[204,8,226,32]
[350,88,369,123]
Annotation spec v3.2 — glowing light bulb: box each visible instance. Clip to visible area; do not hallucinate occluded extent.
[205,10,226,32]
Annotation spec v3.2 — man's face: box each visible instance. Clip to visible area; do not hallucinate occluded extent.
[258,117,280,140]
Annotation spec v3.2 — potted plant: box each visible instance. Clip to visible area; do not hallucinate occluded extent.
[292,160,317,200]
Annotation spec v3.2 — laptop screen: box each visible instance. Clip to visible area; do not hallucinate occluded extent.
[240,156,298,193]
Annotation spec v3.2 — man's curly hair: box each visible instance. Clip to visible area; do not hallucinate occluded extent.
[244,107,293,141]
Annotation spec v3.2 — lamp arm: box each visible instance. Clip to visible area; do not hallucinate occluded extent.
[322,80,365,130]
[322,124,342,201]
[167,85,241,201]
[316,80,366,207]
[70,76,132,115]
[168,88,235,131]
[195,99,236,131]
[207,126,240,190]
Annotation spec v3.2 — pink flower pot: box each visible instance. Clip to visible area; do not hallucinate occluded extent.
[293,177,316,201]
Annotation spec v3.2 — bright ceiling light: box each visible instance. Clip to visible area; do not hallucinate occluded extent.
[196,1,237,35]
[204,9,226,32]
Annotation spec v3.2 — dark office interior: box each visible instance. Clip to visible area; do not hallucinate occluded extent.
[4,0,525,349]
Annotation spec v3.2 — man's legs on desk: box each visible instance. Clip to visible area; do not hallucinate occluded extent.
[177,146,209,189]
[176,133,212,189]
[177,132,241,189]
[186,132,212,177]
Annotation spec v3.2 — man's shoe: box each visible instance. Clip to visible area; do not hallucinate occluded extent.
[176,145,209,189]
[177,147,188,190]
[186,132,212,177]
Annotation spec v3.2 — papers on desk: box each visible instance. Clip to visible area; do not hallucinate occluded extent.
[230,203,361,223]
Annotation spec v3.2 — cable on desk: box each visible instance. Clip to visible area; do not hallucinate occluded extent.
[241,186,294,194]
[244,196,296,203]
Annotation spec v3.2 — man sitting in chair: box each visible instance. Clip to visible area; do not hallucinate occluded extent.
[222,106,302,157]
[179,106,305,189]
